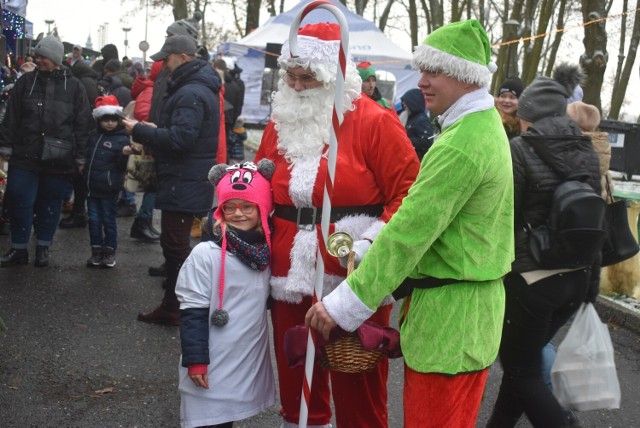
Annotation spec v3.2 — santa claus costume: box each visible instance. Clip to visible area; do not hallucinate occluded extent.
[254,23,420,428]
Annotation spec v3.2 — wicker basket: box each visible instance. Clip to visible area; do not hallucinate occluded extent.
[319,332,386,373]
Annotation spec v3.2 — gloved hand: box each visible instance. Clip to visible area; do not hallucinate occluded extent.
[339,239,372,269]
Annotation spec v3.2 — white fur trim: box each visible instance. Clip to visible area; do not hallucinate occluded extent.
[323,280,375,332]
[93,105,123,119]
[412,44,492,88]
[361,219,385,242]
[289,155,320,207]
[280,36,341,65]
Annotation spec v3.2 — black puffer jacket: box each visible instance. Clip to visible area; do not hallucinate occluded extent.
[132,59,220,214]
[0,66,93,175]
[84,125,130,198]
[510,115,601,273]
[71,61,100,108]
[98,76,132,108]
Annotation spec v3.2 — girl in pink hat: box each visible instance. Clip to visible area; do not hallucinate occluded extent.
[175,160,276,428]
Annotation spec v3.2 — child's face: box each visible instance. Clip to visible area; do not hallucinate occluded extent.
[99,117,119,131]
[221,198,260,232]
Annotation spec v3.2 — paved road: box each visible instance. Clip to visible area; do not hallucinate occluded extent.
[1,203,640,427]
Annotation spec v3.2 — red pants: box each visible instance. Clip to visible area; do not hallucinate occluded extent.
[271,297,391,427]
[404,365,489,428]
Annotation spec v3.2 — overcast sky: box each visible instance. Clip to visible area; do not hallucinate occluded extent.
[24,0,639,120]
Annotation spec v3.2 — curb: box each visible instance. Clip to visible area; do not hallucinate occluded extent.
[596,295,640,336]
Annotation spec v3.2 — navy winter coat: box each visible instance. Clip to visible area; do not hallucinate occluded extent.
[84,126,130,198]
[401,88,434,160]
[131,59,220,215]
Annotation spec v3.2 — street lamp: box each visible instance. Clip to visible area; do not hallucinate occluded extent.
[122,27,131,58]
[45,19,55,36]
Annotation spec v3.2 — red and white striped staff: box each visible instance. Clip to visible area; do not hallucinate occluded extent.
[287,1,349,427]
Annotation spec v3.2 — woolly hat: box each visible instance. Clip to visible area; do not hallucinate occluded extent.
[279,22,344,83]
[104,59,121,73]
[208,160,275,249]
[412,19,496,88]
[498,77,524,98]
[92,95,123,119]
[166,11,202,40]
[34,35,64,66]
[567,101,601,132]
[517,63,583,123]
[357,61,376,81]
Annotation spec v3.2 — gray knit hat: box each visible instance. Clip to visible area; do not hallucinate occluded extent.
[166,11,202,40]
[35,35,64,66]
[517,63,583,123]
[517,77,569,123]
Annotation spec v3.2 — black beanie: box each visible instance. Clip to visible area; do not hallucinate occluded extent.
[104,59,121,73]
[100,44,119,62]
[497,77,523,98]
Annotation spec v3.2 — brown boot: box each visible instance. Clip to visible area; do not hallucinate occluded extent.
[137,305,180,326]
[190,217,202,239]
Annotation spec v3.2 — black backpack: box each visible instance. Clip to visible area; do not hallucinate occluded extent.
[527,175,607,269]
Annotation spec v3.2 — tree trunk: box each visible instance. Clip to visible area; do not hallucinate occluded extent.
[245,0,261,36]
[543,0,568,76]
[378,0,395,33]
[408,0,419,49]
[610,1,640,119]
[580,0,608,112]
[521,0,553,85]
[173,0,188,20]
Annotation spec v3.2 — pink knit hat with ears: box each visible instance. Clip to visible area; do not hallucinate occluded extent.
[208,159,275,249]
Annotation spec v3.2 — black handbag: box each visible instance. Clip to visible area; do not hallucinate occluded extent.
[40,136,74,170]
[601,177,639,266]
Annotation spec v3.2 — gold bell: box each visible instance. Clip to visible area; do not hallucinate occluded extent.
[326,231,353,258]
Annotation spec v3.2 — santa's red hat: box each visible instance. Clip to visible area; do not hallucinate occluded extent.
[278,22,346,83]
[92,95,123,119]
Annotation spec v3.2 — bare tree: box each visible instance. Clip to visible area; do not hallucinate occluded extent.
[245,0,262,35]
[580,0,609,111]
[609,0,640,119]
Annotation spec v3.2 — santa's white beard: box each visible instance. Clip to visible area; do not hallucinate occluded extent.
[271,85,334,163]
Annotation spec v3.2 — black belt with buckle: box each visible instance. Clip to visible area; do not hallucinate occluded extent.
[273,204,384,226]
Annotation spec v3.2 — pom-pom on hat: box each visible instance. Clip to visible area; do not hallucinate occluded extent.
[498,77,524,98]
[278,22,344,83]
[357,61,376,81]
[208,159,275,249]
[93,95,123,119]
[166,11,202,40]
[34,35,64,66]
[567,101,601,132]
[412,19,496,88]
[517,63,583,123]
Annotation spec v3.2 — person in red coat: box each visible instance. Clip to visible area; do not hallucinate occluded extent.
[254,23,419,428]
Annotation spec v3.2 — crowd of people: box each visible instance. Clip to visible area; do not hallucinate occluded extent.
[0,11,616,428]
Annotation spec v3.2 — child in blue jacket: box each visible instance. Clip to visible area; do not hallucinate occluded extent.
[85,95,136,267]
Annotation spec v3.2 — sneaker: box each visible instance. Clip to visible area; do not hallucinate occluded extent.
[101,247,116,268]
[116,203,137,217]
[148,262,167,277]
[34,245,49,267]
[0,248,28,267]
[86,247,102,267]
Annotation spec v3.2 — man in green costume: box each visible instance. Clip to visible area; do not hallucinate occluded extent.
[307,20,514,427]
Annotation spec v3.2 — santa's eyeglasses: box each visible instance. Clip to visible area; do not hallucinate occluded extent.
[282,71,317,86]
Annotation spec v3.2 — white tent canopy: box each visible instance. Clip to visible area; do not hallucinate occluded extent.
[221,0,420,125]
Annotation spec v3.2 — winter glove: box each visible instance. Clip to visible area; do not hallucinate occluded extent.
[339,239,372,269]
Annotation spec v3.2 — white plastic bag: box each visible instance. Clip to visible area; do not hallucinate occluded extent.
[551,302,621,411]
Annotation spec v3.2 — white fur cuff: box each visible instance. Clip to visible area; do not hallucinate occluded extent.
[323,280,374,332]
